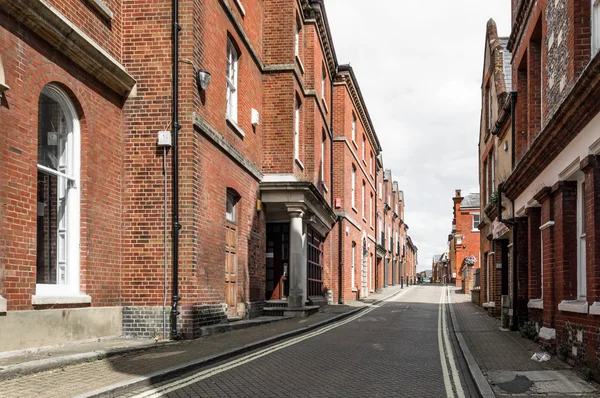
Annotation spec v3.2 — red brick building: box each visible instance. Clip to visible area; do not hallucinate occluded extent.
[448,190,480,294]
[477,19,513,317]
[479,0,600,374]
[0,0,418,350]
[330,65,381,302]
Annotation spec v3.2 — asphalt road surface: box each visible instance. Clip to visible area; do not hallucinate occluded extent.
[126,284,479,398]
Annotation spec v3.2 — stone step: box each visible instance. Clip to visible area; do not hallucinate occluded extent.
[262,305,320,318]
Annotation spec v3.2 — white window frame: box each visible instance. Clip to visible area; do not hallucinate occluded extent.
[370,152,373,176]
[577,176,587,299]
[486,83,492,131]
[472,213,480,231]
[351,242,356,289]
[321,64,326,99]
[226,40,239,123]
[351,114,356,143]
[294,20,300,58]
[362,135,365,160]
[226,191,237,222]
[294,95,300,161]
[593,0,600,56]
[321,132,325,182]
[388,226,391,251]
[369,193,373,225]
[362,181,365,218]
[351,165,356,208]
[36,85,81,297]
[378,181,382,199]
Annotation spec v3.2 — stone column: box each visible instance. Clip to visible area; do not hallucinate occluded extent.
[287,207,306,309]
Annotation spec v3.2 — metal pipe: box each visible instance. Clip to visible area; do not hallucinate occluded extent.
[171,0,181,340]
[338,219,343,303]
[163,147,168,340]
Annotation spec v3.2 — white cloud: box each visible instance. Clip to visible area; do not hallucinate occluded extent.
[326,0,511,270]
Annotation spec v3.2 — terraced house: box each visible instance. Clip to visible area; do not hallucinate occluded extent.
[0,0,419,350]
[480,0,600,374]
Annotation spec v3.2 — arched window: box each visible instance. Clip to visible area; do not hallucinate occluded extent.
[36,85,80,296]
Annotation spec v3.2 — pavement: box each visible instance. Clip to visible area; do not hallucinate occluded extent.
[0,284,412,398]
[448,286,600,397]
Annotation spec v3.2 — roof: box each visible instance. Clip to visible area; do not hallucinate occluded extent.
[433,254,442,263]
[460,193,480,209]
[499,38,512,92]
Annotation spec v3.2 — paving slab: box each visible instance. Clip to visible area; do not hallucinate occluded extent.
[449,286,600,397]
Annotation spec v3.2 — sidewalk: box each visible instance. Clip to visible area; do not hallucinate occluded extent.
[0,284,411,398]
[448,287,599,397]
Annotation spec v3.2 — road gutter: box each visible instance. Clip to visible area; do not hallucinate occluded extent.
[446,287,495,398]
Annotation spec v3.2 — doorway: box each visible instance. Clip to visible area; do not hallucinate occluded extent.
[266,223,289,300]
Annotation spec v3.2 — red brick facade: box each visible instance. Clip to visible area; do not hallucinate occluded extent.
[0,0,418,348]
[481,0,600,375]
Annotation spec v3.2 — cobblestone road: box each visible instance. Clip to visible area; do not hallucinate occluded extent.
[128,285,477,398]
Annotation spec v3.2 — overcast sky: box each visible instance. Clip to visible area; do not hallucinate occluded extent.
[326,1,511,271]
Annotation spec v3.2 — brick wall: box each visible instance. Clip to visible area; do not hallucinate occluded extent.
[0,8,123,310]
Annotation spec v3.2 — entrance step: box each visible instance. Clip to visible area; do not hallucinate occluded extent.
[199,316,286,337]
[263,305,320,318]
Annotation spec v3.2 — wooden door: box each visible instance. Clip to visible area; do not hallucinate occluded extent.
[225,222,238,317]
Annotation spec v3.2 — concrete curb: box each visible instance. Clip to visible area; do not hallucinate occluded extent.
[0,341,179,382]
[446,287,495,398]
[78,286,413,398]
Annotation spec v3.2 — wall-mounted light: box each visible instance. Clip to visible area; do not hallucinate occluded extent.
[196,70,212,90]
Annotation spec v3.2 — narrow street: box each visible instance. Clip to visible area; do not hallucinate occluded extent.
[124,285,478,398]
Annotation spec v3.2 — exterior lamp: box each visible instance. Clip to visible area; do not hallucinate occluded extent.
[196,70,211,90]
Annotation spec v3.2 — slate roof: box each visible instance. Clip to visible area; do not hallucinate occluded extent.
[460,193,480,209]
[433,254,442,263]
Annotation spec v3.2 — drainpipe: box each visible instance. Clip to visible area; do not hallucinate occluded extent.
[338,219,344,303]
[329,65,336,205]
[497,182,519,331]
[170,0,182,340]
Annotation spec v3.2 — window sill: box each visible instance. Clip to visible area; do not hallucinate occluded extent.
[295,55,305,75]
[351,287,358,292]
[322,182,329,193]
[362,217,368,223]
[558,300,588,314]
[370,226,374,231]
[227,118,245,138]
[352,206,358,214]
[589,302,600,315]
[527,298,543,309]
[352,140,358,150]
[482,301,495,308]
[362,159,367,167]
[32,295,92,305]
[295,158,305,170]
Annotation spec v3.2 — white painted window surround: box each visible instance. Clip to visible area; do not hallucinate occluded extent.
[472,213,480,231]
[593,0,600,55]
[226,41,239,123]
[351,165,356,208]
[351,114,356,143]
[294,96,300,161]
[36,84,81,298]
[351,242,356,290]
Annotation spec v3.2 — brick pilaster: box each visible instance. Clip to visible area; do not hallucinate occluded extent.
[581,155,600,303]
[552,181,578,302]
[515,216,529,324]
[533,187,555,329]
[526,206,542,299]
